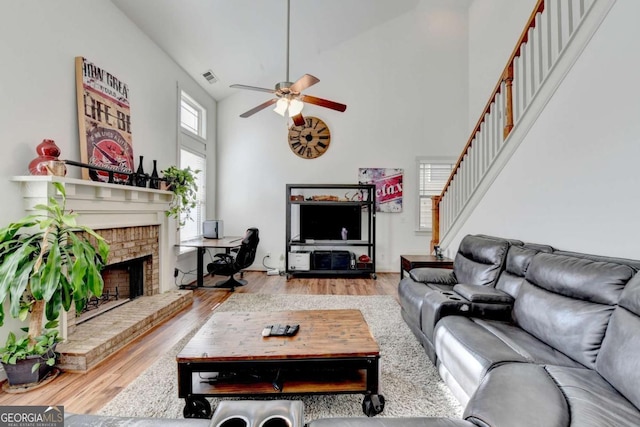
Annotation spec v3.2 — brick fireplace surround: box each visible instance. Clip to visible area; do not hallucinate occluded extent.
[70,225,159,330]
[11,176,193,372]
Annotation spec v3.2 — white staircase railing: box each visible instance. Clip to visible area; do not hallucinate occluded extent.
[435,0,615,250]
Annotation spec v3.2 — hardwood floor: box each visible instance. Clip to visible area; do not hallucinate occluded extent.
[0,271,400,413]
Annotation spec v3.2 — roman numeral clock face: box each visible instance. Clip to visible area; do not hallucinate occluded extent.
[288,116,331,159]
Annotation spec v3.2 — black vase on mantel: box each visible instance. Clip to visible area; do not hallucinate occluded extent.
[149,160,160,189]
[135,155,147,187]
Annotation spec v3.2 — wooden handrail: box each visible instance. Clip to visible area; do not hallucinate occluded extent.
[432,0,545,249]
[439,0,545,201]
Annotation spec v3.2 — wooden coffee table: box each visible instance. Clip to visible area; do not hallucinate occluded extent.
[177,309,384,418]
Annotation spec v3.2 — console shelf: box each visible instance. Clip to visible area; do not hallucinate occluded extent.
[285,184,376,280]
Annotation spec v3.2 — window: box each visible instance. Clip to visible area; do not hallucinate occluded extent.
[418,158,455,231]
[179,148,206,241]
[180,91,206,139]
[178,90,208,242]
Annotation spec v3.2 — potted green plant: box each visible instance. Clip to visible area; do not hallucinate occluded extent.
[0,323,60,386]
[0,182,109,386]
[161,166,200,227]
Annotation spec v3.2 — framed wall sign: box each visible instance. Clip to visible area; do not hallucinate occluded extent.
[359,168,404,212]
[75,57,133,183]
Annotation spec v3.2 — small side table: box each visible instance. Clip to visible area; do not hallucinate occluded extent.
[400,255,454,277]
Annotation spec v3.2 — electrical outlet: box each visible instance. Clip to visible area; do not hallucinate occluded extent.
[265,252,271,258]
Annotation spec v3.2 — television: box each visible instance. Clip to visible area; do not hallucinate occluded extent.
[300,204,362,241]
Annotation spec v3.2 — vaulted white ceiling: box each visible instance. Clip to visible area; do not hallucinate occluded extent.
[111,0,452,101]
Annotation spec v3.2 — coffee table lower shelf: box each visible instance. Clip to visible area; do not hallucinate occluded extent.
[178,358,384,418]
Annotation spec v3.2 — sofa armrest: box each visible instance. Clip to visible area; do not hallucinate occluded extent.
[410,268,457,285]
[464,364,569,427]
[421,291,472,344]
[453,284,514,304]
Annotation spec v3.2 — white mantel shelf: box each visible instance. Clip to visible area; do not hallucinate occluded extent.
[11,175,174,230]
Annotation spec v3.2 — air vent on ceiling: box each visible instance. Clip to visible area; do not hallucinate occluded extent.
[202,69,218,84]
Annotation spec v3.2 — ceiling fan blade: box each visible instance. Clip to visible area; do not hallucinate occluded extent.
[291,113,305,127]
[230,84,276,94]
[239,98,277,118]
[300,95,347,112]
[289,74,320,93]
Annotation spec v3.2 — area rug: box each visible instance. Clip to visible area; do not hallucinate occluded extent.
[99,294,463,422]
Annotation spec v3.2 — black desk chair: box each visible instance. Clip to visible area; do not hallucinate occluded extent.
[206,228,259,291]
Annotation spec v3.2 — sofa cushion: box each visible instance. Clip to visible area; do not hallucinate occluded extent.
[434,316,583,402]
[513,253,634,368]
[308,418,474,427]
[596,274,640,410]
[452,236,510,287]
[545,365,640,426]
[525,253,633,305]
[466,363,640,427]
[464,363,569,427]
[495,245,548,298]
[514,281,614,369]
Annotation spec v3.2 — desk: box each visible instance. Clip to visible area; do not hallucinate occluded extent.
[400,255,454,278]
[179,236,243,288]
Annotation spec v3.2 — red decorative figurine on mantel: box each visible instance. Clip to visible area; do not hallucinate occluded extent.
[28,139,67,176]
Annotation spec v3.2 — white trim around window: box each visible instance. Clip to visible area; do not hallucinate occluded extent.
[417,156,456,232]
[180,90,207,141]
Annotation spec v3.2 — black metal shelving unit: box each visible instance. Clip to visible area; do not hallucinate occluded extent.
[285,184,376,280]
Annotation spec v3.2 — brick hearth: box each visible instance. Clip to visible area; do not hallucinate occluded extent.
[57,290,192,372]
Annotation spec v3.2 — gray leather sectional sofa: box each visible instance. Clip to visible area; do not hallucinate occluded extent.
[66,234,640,426]
[391,234,640,427]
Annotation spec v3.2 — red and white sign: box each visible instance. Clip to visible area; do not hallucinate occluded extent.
[75,57,133,183]
[359,168,404,212]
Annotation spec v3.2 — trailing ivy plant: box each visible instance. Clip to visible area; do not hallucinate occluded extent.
[0,182,109,367]
[161,166,200,227]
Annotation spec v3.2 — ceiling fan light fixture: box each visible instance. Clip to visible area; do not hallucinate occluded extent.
[231,0,346,120]
[288,98,304,116]
[274,98,289,116]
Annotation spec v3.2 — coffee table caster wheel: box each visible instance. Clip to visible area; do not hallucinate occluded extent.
[362,393,385,417]
[183,397,212,419]
[370,273,377,280]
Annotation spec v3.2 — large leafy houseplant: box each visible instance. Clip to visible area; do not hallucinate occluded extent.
[0,182,109,383]
[162,166,200,227]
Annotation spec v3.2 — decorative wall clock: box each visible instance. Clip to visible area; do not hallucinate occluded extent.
[288,116,331,159]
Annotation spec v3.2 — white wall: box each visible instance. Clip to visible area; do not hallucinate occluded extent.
[217,0,470,272]
[449,0,640,259]
[0,0,215,338]
[468,0,537,131]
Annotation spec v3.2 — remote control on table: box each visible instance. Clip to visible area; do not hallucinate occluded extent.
[285,324,299,336]
[261,325,272,337]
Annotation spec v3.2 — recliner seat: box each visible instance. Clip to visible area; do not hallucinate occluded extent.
[399,235,521,362]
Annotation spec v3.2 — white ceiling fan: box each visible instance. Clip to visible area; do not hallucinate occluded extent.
[230,0,347,126]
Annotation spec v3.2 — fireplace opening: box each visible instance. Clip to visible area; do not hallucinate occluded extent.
[77,255,152,324]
